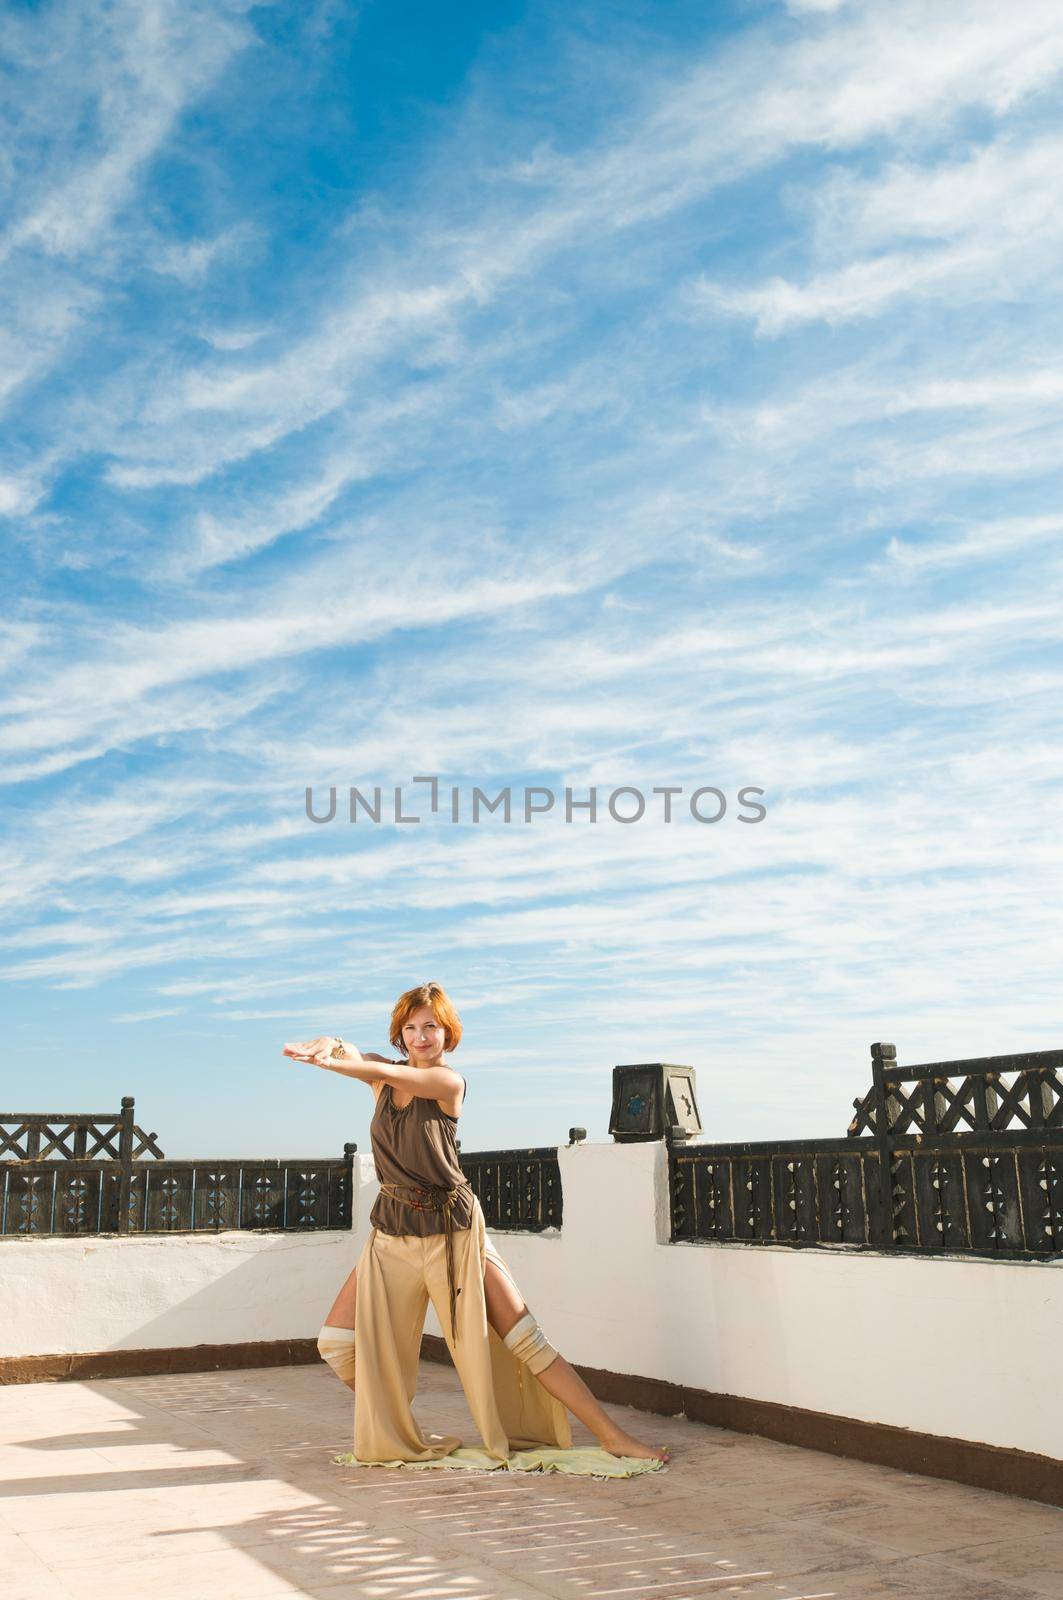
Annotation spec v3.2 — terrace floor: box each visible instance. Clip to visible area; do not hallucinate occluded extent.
[0,1361,1061,1600]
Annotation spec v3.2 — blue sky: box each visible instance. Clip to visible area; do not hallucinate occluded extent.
[2,0,1062,1159]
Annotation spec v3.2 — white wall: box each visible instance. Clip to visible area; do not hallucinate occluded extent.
[1,1144,1059,1461]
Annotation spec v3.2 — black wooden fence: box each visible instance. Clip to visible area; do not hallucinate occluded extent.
[669,1043,1063,1260]
[0,1098,562,1237]
[0,1099,357,1236]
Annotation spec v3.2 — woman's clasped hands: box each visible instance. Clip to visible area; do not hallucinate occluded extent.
[282,1037,398,1068]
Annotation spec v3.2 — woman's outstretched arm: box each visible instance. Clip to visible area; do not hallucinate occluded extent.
[282,1038,459,1101]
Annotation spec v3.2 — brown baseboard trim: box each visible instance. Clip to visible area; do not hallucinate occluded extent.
[4,1337,1058,1510]
[421,1334,1062,1510]
[0,1340,321,1385]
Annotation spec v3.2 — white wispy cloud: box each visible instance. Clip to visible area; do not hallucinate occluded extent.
[0,0,255,413]
[113,1007,185,1023]
[880,515,1063,574]
[695,130,1063,332]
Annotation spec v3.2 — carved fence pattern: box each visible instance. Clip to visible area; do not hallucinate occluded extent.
[458,1148,563,1231]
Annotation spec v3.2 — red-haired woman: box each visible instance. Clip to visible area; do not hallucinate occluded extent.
[283,981,668,1468]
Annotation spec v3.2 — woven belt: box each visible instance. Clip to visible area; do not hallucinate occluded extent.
[377,1179,473,1343]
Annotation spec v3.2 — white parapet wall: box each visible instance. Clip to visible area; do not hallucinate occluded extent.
[1,1143,1059,1462]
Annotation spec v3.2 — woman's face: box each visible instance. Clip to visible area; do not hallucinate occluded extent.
[402,1004,446,1062]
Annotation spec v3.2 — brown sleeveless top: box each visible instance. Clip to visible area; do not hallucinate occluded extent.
[368,1075,475,1236]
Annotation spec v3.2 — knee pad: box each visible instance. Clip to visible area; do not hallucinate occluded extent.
[317,1323,357,1384]
[502,1310,559,1376]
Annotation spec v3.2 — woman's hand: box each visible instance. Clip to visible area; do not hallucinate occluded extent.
[283,1035,347,1066]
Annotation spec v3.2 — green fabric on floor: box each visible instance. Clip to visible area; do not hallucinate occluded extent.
[332,1444,665,1479]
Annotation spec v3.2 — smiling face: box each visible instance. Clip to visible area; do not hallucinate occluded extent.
[401,1003,446,1065]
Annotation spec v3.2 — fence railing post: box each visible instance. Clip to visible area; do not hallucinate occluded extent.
[870,1042,897,1245]
[343,1142,358,1229]
[117,1096,135,1234]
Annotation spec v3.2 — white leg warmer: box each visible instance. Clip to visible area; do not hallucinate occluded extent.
[317,1323,357,1386]
[502,1309,559,1376]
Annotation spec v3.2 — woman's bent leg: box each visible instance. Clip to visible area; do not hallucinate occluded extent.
[483,1257,669,1464]
[318,1264,358,1390]
[477,1230,572,1452]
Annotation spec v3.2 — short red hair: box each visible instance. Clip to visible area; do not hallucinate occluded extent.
[389,981,463,1056]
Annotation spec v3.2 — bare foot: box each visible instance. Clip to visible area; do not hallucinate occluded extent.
[598,1423,670,1463]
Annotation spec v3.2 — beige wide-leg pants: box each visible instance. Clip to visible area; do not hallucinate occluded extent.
[352,1197,572,1463]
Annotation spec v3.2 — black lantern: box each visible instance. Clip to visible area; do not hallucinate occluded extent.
[608,1062,702,1142]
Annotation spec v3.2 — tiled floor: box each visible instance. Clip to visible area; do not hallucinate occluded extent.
[0,1362,1060,1600]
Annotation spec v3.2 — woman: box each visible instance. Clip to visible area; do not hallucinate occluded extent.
[283,981,669,1469]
